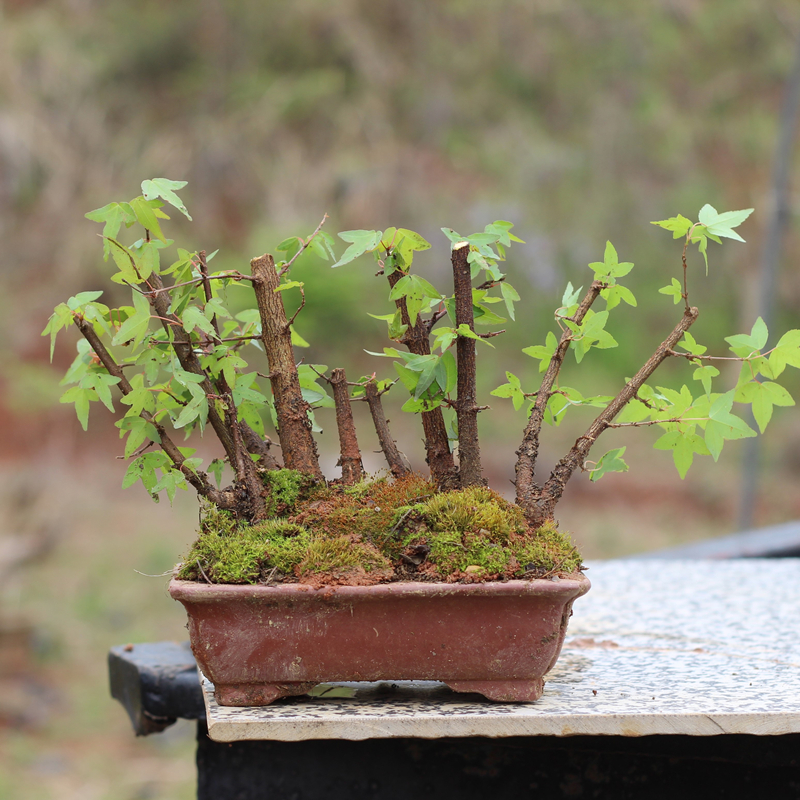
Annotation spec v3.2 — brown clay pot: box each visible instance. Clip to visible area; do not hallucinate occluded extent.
[169,575,590,706]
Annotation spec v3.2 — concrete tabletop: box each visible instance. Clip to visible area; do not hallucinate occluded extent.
[202,558,800,742]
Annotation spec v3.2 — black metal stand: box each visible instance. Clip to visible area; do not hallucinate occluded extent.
[110,641,800,800]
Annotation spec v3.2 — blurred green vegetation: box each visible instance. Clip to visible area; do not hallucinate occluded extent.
[3,5,800,795]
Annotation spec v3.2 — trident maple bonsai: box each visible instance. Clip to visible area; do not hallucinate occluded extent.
[45,181,799,584]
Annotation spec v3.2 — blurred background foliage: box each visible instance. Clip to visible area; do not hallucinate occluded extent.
[2,1,800,797]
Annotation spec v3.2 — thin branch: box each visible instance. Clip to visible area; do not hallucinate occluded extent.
[667,347,776,362]
[71,314,237,509]
[286,286,306,329]
[525,305,700,528]
[515,280,605,510]
[277,213,329,278]
[129,272,254,296]
[365,379,410,478]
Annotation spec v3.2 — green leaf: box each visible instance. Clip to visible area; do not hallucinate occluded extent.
[500,282,520,321]
[692,365,720,395]
[111,292,152,347]
[60,386,95,430]
[601,284,637,310]
[130,196,167,244]
[141,178,190,219]
[725,317,769,353]
[658,277,683,305]
[768,329,800,377]
[80,372,121,412]
[522,330,558,372]
[152,468,187,504]
[117,415,160,458]
[561,282,582,308]
[441,227,464,245]
[588,241,633,279]
[183,305,217,337]
[290,325,310,348]
[414,355,441,399]
[704,390,757,460]
[43,303,75,361]
[333,230,382,268]
[697,205,753,243]
[394,228,431,268]
[208,459,225,488]
[654,430,710,478]
[590,447,629,482]
[651,214,694,239]
[735,380,794,433]
[441,350,458,394]
[490,371,525,411]
[679,331,707,356]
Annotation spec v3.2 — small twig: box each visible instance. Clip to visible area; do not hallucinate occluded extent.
[196,559,213,585]
[476,276,506,291]
[277,213,329,278]
[476,330,505,339]
[286,287,306,329]
[667,347,775,362]
[263,565,279,585]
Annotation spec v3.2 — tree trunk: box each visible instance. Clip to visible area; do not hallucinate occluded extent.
[365,379,410,479]
[251,254,323,479]
[452,242,484,487]
[330,368,363,484]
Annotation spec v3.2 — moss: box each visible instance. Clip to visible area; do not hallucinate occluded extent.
[426,530,512,576]
[178,475,582,584]
[508,521,582,577]
[296,536,392,577]
[263,468,314,515]
[412,486,526,540]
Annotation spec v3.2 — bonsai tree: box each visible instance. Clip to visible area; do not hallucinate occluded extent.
[45,182,800,583]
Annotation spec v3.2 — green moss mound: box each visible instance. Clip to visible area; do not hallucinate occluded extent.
[177,474,582,585]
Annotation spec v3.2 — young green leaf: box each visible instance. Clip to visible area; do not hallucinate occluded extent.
[697,205,754,243]
[590,447,629,482]
[130,196,168,244]
[659,277,683,305]
[141,179,191,220]
[333,230,382,268]
[653,430,710,478]
[768,329,800,377]
[500,282,520,321]
[589,241,633,280]
[651,214,693,239]
[522,331,558,373]
[735,380,794,433]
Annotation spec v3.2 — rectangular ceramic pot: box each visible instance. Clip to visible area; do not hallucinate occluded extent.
[169,575,590,705]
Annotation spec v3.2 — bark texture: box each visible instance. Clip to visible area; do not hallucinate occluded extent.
[330,368,363,485]
[387,271,459,490]
[365,379,410,478]
[251,254,323,479]
[452,242,484,487]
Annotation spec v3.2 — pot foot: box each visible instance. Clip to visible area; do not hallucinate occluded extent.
[214,681,317,707]
[444,678,545,702]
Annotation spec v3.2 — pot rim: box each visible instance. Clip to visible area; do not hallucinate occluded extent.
[168,573,590,603]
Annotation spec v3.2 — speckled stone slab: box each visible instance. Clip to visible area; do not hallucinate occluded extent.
[202,559,800,742]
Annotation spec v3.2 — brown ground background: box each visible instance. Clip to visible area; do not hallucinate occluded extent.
[2,2,800,797]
